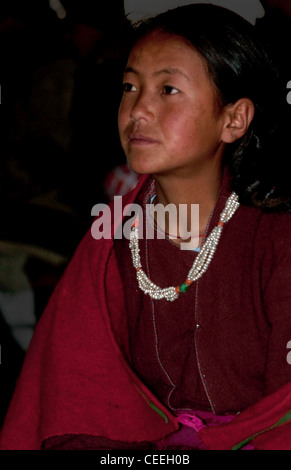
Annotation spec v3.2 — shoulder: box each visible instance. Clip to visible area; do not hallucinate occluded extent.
[226,204,291,276]
[237,206,291,285]
[237,203,291,241]
[255,209,291,248]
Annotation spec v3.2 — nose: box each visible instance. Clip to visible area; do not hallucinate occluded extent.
[130,89,155,123]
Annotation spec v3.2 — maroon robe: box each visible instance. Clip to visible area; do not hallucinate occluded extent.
[1,173,291,450]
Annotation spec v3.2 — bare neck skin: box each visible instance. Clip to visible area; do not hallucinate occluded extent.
[153,163,223,246]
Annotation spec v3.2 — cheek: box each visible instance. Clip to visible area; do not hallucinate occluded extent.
[163,106,188,132]
[164,111,199,149]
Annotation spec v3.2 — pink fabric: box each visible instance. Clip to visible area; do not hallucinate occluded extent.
[154,410,235,450]
[177,412,207,433]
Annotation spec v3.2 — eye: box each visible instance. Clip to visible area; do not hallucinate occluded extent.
[162,85,180,95]
[123,82,137,93]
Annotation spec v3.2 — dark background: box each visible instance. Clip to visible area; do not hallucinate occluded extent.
[0,0,290,428]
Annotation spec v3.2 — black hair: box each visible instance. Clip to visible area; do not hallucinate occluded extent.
[128,3,291,212]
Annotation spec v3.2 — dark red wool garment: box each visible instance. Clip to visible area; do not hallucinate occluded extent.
[1,173,291,449]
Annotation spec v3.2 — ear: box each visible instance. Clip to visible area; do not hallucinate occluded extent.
[221,98,255,144]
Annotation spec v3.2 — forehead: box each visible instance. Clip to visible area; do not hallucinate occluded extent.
[127,30,210,80]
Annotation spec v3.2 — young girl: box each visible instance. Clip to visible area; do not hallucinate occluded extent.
[1,4,291,450]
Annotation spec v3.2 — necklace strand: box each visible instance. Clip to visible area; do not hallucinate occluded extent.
[129,192,240,302]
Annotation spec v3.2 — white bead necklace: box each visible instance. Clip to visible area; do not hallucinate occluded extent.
[129,192,240,302]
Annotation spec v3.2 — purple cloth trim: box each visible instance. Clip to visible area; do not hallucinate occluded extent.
[154,410,235,450]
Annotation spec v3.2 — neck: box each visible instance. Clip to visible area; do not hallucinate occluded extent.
[153,166,223,241]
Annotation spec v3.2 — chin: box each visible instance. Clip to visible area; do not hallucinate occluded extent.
[127,158,156,176]
[128,165,151,175]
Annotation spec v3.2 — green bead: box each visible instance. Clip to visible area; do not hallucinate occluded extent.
[179,283,190,293]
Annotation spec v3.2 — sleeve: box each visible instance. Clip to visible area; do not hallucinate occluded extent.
[262,214,291,395]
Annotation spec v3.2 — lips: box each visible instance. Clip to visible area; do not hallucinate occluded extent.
[129,133,158,145]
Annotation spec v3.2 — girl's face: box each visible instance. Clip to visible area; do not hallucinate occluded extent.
[118,31,228,177]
